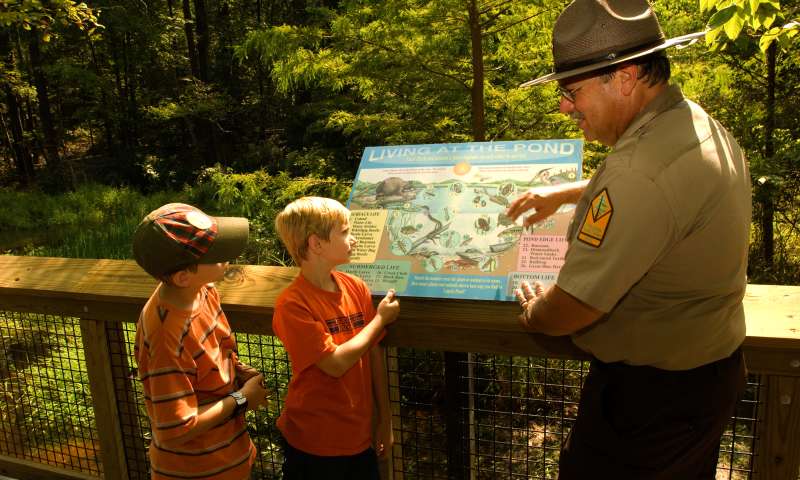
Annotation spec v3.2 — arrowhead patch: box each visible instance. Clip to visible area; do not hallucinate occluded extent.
[578,188,613,247]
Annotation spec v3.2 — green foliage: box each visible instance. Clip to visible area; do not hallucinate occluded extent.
[1,173,351,266]
[0,0,102,37]
[701,0,798,52]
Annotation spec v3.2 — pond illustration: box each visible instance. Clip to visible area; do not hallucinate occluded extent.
[349,165,577,274]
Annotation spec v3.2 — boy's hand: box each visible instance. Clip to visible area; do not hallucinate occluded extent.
[377,289,400,327]
[373,419,394,459]
[235,363,259,388]
[239,374,269,410]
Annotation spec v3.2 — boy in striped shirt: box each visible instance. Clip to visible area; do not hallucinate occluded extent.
[133,203,268,480]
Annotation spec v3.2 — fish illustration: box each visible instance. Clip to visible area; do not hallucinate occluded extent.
[401,225,421,235]
[489,241,515,253]
[456,251,481,264]
[489,195,509,207]
[498,225,523,237]
[497,213,515,227]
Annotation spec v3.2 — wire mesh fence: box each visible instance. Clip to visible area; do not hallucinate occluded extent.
[0,311,786,479]
[0,310,103,476]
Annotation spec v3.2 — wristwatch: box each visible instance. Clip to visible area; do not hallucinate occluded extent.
[228,391,248,416]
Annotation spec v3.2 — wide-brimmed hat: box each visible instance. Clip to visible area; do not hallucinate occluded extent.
[521,0,705,87]
[133,203,249,279]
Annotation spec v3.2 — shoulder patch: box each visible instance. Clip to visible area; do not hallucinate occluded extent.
[578,188,613,248]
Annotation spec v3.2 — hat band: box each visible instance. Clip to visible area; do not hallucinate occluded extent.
[554,38,665,74]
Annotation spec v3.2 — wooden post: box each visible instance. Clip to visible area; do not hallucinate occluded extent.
[755,375,800,480]
[79,318,129,480]
[104,321,150,479]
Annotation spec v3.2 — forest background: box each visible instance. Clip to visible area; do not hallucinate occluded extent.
[0,0,798,476]
[1,0,799,283]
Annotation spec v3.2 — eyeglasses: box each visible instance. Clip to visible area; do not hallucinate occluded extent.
[558,84,584,103]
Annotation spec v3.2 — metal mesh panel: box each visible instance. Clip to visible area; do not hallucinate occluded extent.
[468,355,585,479]
[0,311,102,475]
[234,331,291,478]
[393,348,448,479]
[717,375,762,480]
[116,321,152,479]
[389,350,764,480]
[0,312,775,480]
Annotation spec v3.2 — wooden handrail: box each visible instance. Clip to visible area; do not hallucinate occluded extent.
[1,255,799,479]
[1,255,799,370]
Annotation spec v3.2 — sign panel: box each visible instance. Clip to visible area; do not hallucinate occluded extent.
[339,140,583,301]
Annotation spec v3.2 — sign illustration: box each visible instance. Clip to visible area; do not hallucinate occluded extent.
[339,140,583,301]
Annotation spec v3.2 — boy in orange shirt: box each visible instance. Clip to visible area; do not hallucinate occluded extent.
[132,203,268,480]
[273,196,400,479]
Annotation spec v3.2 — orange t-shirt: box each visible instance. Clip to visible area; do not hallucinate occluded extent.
[134,284,256,480]
[272,271,381,456]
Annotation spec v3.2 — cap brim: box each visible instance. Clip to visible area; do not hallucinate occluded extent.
[520,31,706,88]
[201,216,250,264]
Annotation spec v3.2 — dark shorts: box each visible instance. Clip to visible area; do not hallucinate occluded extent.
[281,438,379,480]
[559,348,746,480]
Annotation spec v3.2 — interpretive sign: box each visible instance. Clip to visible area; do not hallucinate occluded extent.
[339,140,583,301]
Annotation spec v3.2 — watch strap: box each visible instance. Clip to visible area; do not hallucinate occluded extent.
[229,391,248,416]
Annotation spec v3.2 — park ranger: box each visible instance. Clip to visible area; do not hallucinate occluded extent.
[506,0,752,478]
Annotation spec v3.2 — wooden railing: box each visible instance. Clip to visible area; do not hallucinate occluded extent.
[0,255,799,479]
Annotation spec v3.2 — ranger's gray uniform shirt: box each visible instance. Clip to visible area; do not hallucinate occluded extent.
[557,85,752,370]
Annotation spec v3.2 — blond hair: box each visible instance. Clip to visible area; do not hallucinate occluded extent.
[275,197,350,265]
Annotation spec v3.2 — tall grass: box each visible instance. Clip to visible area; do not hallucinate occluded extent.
[1,170,351,264]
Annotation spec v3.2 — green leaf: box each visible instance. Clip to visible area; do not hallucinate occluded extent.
[749,0,760,13]
[759,26,781,51]
[761,11,777,28]
[724,10,745,39]
[707,5,737,29]
[705,26,724,43]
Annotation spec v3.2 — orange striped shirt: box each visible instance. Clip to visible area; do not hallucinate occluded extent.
[135,284,255,480]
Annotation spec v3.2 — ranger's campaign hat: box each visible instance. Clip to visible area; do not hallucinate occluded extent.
[133,203,249,279]
[521,0,705,87]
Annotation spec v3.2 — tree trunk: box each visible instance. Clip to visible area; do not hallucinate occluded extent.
[167,0,181,86]
[193,0,209,81]
[3,88,35,183]
[761,42,776,269]
[0,30,34,183]
[28,27,61,172]
[123,33,139,142]
[182,0,199,78]
[89,41,117,155]
[467,0,486,142]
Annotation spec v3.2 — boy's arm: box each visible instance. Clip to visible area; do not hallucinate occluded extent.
[159,374,268,448]
[315,290,399,378]
[370,343,392,458]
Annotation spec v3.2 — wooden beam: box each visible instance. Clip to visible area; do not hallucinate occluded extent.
[755,376,800,480]
[79,319,129,480]
[0,255,798,370]
[0,454,98,480]
[104,322,150,478]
